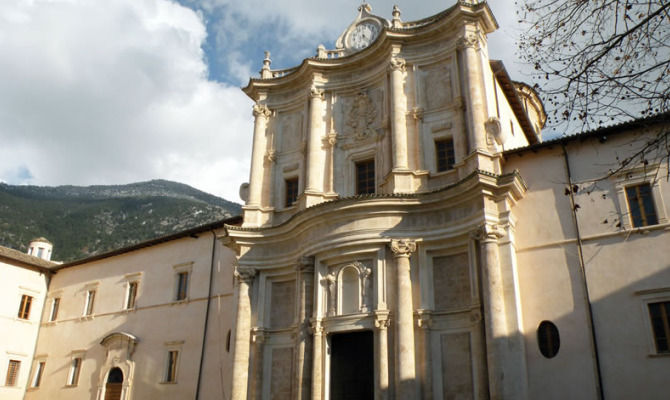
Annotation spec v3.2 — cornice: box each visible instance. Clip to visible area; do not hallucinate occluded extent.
[242,2,497,100]
[225,169,526,237]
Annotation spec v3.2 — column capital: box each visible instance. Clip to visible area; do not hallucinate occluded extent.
[457,32,481,50]
[389,239,416,258]
[297,256,315,273]
[251,327,267,344]
[309,86,324,99]
[374,310,391,330]
[472,223,506,242]
[309,319,324,336]
[389,57,406,72]
[252,103,272,119]
[415,309,433,329]
[234,266,257,285]
[264,149,277,164]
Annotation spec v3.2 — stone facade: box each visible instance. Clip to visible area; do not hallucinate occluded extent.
[3,3,670,400]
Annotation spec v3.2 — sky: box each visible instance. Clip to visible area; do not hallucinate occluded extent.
[0,0,526,202]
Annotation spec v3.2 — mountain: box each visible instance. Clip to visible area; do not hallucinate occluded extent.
[0,180,242,262]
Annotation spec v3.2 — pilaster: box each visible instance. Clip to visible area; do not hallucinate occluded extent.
[374,310,391,400]
[231,266,257,400]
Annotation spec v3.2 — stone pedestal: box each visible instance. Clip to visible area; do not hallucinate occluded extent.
[390,239,418,400]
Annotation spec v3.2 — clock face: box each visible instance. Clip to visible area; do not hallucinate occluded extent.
[349,22,379,50]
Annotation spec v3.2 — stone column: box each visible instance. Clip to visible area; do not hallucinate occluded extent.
[474,224,506,400]
[306,87,325,199]
[250,328,267,400]
[310,319,324,400]
[248,104,272,206]
[389,58,409,170]
[389,239,417,399]
[374,311,391,400]
[416,310,433,400]
[295,257,315,400]
[231,266,256,400]
[458,33,488,152]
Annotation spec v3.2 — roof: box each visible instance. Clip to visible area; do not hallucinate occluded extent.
[30,237,53,245]
[0,244,57,271]
[504,111,670,156]
[490,60,540,145]
[55,215,242,270]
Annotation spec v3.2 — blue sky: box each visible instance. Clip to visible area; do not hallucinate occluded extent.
[0,0,527,201]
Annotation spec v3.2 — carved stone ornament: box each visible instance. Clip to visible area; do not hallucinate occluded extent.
[322,273,337,317]
[309,319,324,335]
[409,107,424,121]
[472,223,506,242]
[389,57,406,72]
[484,117,502,146]
[323,132,338,148]
[359,266,373,312]
[234,266,257,285]
[457,33,480,50]
[251,327,267,344]
[346,91,378,140]
[416,309,433,329]
[389,239,416,257]
[252,103,272,119]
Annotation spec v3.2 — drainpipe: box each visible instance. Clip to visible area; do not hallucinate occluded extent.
[195,230,218,400]
[561,143,605,400]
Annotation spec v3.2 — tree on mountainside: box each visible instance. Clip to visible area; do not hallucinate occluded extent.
[516,0,670,174]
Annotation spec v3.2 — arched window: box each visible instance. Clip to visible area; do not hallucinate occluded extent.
[107,367,123,383]
[340,267,360,314]
[537,320,560,358]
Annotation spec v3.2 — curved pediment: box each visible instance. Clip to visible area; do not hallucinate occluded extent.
[100,331,138,347]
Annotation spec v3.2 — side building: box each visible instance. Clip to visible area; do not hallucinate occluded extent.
[0,242,55,400]
[23,217,241,400]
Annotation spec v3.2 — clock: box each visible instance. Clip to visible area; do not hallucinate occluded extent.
[348,21,379,50]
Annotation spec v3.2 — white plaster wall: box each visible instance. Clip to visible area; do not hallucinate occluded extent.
[0,260,48,400]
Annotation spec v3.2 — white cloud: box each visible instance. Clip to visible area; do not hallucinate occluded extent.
[0,0,253,201]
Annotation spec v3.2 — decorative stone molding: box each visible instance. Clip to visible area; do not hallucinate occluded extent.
[234,266,257,285]
[469,309,482,323]
[457,33,480,50]
[389,57,406,72]
[261,51,272,79]
[389,239,417,258]
[252,103,272,119]
[472,223,506,242]
[322,273,337,316]
[415,309,433,329]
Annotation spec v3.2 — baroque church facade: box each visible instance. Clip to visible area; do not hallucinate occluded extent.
[3,2,670,400]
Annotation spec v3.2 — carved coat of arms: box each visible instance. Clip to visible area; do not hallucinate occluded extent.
[346,91,377,140]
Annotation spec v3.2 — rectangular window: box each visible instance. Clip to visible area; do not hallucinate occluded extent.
[176,272,189,301]
[67,358,81,386]
[285,178,299,207]
[165,350,179,382]
[18,294,33,319]
[49,298,60,321]
[32,361,45,388]
[626,183,658,227]
[648,301,670,353]
[355,159,375,195]
[5,360,20,386]
[84,290,96,316]
[126,281,138,309]
[435,138,455,172]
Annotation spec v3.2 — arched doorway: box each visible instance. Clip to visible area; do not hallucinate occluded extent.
[104,367,123,400]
